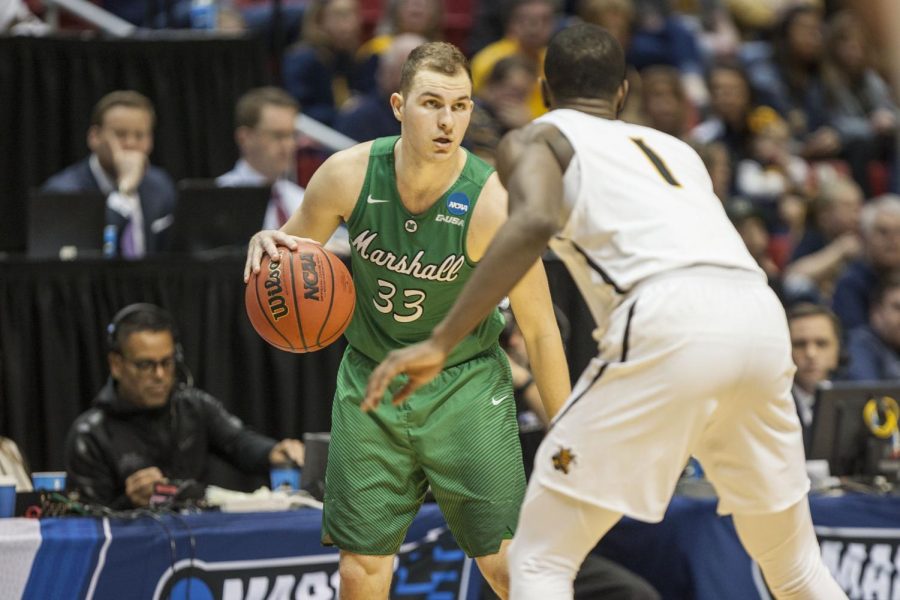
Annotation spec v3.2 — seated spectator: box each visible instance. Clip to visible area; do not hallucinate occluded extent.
[844,276,900,381]
[41,91,176,258]
[218,87,349,255]
[727,198,783,295]
[734,106,811,222]
[356,0,443,83]
[690,61,757,168]
[577,0,643,124]
[464,55,536,165]
[0,437,33,492]
[822,10,898,195]
[832,194,900,330]
[692,140,733,203]
[628,0,709,108]
[335,33,426,143]
[783,175,862,303]
[65,304,304,508]
[471,0,559,120]
[787,302,842,452]
[282,0,370,127]
[638,65,692,139]
[744,4,841,162]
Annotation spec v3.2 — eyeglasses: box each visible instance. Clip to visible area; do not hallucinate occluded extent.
[120,354,176,375]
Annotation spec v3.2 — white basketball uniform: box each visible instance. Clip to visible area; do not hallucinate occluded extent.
[532,109,809,521]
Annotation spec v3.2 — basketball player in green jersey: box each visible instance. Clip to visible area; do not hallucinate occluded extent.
[244,42,570,599]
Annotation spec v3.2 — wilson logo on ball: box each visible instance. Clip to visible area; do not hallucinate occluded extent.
[300,252,321,300]
[265,258,289,321]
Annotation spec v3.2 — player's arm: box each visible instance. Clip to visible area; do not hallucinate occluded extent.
[364,124,575,407]
[244,142,370,281]
[468,174,571,419]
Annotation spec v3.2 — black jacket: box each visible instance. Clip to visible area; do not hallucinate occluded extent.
[65,380,276,508]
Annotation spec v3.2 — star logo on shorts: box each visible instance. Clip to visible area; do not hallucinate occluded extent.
[552,447,576,474]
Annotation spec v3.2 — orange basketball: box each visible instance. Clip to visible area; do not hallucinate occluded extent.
[245,242,355,353]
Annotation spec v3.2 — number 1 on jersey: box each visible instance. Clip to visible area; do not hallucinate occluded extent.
[630,138,681,187]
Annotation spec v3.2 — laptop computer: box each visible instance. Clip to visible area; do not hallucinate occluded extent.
[27,191,107,259]
[167,180,270,255]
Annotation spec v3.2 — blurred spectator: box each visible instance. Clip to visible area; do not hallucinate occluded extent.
[0,437,33,492]
[787,302,842,450]
[465,55,536,165]
[725,0,805,36]
[844,276,900,380]
[692,140,733,202]
[638,65,692,138]
[65,304,305,509]
[822,10,898,195]
[335,33,426,142]
[691,61,756,167]
[727,198,783,294]
[41,91,176,258]
[354,0,442,93]
[744,4,841,161]
[832,194,900,330]
[218,87,349,254]
[471,0,559,120]
[282,0,370,126]
[628,0,709,108]
[734,106,810,220]
[577,0,643,123]
[217,87,303,230]
[783,175,862,303]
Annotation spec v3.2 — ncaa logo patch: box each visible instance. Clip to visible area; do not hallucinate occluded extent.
[446,192,469,216]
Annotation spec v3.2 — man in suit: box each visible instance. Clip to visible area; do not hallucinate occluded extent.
[41,91,176,258]
[218,86,349,254]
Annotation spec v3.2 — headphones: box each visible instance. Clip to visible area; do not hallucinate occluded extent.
[107,303,186,369]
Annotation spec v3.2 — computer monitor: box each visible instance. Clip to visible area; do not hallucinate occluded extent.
[167,180,270,255]
[27,191,107,259]
[809,381,900,478]
[301,432,330,502]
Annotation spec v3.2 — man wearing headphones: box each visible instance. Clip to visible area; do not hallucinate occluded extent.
[64,304,304,508]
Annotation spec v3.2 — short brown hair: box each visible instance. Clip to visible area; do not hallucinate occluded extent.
[90,91,156,128]
[235,87,299,129]
[399,41,470,96]
[787,302,842,341]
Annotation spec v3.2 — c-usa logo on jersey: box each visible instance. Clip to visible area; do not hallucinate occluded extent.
[446,192,469,216]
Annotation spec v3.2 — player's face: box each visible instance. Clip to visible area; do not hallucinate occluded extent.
[394,69,473,162]
[240,104,298,181]
[109,330,176,409]
[790,315,840,393]
[88,106,154,173]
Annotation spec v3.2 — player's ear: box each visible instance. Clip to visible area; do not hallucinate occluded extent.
[615,79,629,116]
[540,78,552,109]
[390,92,404,121]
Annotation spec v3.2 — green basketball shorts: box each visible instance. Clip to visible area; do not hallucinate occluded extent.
[321,344,525,557]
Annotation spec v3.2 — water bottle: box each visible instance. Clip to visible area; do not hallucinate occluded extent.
[190,0,218,30]
[103,224,118,259]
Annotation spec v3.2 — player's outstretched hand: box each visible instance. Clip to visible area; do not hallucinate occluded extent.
[363,339,449,412]
[243,230,319,282]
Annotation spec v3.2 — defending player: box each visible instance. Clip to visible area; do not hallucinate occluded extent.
[244,42,570,599]
[365,25,847,600]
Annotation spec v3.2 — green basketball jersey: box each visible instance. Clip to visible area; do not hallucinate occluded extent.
[344,136,504,366]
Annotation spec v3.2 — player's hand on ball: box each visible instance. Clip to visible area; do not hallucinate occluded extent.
[243,230,318,282]
[363,340,449,412]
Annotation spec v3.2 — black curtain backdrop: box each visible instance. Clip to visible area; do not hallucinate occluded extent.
[0,34,271,253]
[0,257,596,472]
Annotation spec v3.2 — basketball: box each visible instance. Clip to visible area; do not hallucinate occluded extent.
[245,242,355,353]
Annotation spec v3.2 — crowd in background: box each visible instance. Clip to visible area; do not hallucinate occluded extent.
[5,0,900,451]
